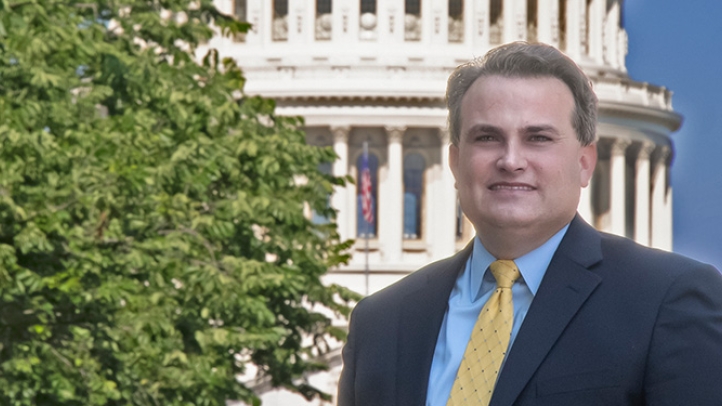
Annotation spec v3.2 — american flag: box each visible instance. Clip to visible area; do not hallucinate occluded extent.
[361,143,373,224]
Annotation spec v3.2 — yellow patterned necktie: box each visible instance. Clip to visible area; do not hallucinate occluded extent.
[447,260,521,406]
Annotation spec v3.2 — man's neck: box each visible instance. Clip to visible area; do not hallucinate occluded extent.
[476,221,571,260]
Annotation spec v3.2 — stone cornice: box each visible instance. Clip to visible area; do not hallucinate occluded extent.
[598,100,682,132]
[274,95,446,106]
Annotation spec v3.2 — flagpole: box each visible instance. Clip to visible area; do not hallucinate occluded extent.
[363,141,370,296]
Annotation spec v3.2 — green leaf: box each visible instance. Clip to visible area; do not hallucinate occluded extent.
[0,0,355,403]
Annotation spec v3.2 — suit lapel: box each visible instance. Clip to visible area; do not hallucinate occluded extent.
[490,216,604,406]
[396,243,472,406]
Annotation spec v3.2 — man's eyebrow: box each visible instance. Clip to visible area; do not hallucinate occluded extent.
[465,124,503,135]
[522,125,560,134]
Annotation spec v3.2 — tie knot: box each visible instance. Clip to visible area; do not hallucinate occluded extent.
[490,260,521,289]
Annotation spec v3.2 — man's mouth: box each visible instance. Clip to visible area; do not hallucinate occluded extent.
[489,183,536,191]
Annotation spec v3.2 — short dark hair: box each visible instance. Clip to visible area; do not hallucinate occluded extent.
[446,42,598,146]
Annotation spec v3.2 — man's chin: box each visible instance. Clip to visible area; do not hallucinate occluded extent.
[478,215,538,232]
[480,209,537,225]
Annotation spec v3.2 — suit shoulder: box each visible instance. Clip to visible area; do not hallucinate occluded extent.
[597,231,720,282]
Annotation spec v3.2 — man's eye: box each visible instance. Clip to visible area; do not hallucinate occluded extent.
[529,135,552,142]
[474,135,497,142]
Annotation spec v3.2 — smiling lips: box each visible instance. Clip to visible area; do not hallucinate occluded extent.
[489,183,536,191]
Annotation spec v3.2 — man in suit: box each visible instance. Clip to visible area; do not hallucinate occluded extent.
[337,42,722,405]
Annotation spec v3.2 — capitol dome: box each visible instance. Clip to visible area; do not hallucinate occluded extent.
[203,1,680,404]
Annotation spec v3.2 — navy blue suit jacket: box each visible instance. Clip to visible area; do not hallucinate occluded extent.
[338,216,722,405]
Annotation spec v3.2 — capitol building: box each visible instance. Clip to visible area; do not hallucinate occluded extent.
[201,0,681,404]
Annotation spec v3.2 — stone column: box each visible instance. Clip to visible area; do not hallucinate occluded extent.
[537,0,559,46]
[376,1,393,44]
[651,146,672,251]
[431,3,446,44]
[245,2,261,45]
[389,3,405,43]
[565,0,583,59]
[380,126,405,263]
[662,183,673,250]
[472,0,491,49]
[503,0,522,42]
[334,2,351,41]
[634,142,654,246]
[436,129,457,260]
[587,0,604,62]
[604,0,621,68]
[331,126,351,242]
[286,0,304,43]
[609,139,630,237]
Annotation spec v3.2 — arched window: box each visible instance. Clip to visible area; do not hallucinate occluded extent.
[311,162,332,225]
[585,0,592,54]
[403,153,425,239]
[527,0,537,42]
[231,0,248,42]
[405,0,420,15]
[359,0,377,40]
[316,0,332,40]
[317,0,331,14]
[272,0,288,41]
[448,0,464,43]
[360,0,376,14]
[490,0,503,44]
[234,0,246,21]
[404,0,422,41]
[558,0,567,49]
[449,0,463,16]
[274,0,288,16]
[356,153,378,237]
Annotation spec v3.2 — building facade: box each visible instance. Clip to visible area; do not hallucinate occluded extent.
[201,1,681,404]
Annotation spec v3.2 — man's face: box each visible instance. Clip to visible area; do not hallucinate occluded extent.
[449,75,596,238]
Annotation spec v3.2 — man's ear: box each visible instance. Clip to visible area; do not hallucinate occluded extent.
[580,142,597,188]
[449,144,460,189]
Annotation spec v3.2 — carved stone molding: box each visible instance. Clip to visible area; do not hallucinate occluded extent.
[610,138,632,156]
[315,13,332,40]
[652,145,673,166]
[638,142,656,161]
[331,126,351,143]
[449,17,464,42]
[404,14,421,41]
[272,16,288,41]
[475,13,485,38]
[490,18,503,44]
[438,128,451,145]
[516,12,526,41]
[385,126,406,143]
[359,13,377,40]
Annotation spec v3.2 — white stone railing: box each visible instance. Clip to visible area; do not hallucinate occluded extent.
[593,76,675,112]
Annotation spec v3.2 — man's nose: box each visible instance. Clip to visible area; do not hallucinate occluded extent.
[496,142,527,172]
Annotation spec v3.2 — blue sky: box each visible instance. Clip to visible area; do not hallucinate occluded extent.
[624,1,722,270]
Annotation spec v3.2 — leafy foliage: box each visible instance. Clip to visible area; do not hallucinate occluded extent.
[0,0,356,404]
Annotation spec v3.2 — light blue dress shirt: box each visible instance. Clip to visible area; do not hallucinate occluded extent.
[425,225,570,406]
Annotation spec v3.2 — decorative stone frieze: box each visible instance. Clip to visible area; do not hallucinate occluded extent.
[315,13,332,40]
[272,15,287,41]
[448,16,463,42]
[405,14,421,41]
[359,12,377,40]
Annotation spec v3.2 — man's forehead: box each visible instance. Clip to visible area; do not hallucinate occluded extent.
[466,74,571,92]
[460,76,575,112]
[458,76,577,138]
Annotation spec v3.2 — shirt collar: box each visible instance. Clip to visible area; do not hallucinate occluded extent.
[468,224,570,298]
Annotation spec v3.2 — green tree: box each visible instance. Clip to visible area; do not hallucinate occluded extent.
[0,0,356,404]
